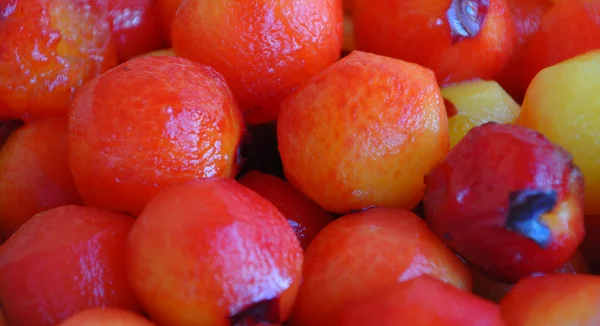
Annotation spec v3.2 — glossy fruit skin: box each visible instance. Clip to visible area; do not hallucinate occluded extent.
[424,122,585,283]
[57,308,154,326]
[107,0,164,62]
[493,0,553,103]
[518,50,600,215]
[171,0,344,124]
[0,118,83,238]
[0,205,139,326]
[0,0,117,120]
[352,0,514,85]
[278,51,449,214]
[68,56,244,216]
[501,274,600,325]
[126,178,303,326]
[334,276,505,326]
[521,0,600,90]
[472,250,590,302]
[238,171,335,250]
[289,207,471,326]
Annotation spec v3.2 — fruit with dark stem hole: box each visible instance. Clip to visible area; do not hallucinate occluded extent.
[424,122,585,283]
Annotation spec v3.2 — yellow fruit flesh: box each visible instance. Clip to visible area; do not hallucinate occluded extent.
[442,80,521,147]
[518,50,600,215]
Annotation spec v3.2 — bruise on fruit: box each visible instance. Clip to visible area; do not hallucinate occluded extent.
[506,189,557,248]
[229,298,281,326]
[447,0,490,44]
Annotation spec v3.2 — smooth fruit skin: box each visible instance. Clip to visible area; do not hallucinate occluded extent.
[0,205,139,326]
[500,274,600,325]
[424,123,585,283]
[126,178,303,326]
[172,0,344,124]
[493,0,554,103]
[441,80,521,148]
[352,0,514,85]
[156,0,181,42]
[518,50,600,215]
[278,51,449,214]
[107,0,164,62]
[334,276,505,326]
[289,207,471,326]
[0,118,83,238]
[57,308,155,326]
[68,56,244,216]
[0,0,117,120]
[472,250,590,302]
[520,0,600,91]
[238,171,335,250]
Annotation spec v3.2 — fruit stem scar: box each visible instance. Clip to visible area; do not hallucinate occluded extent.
[506,189,557,249]
[229,298,280,326]
[447,0,490,44]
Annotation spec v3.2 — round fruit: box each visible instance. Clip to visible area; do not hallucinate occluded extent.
[501,274,600,325]
[352,0,514,85]
[57,308,154,326]
[0,0,117,120]
[424,122,585,283]
[0,118,83,239]
[68,56,244,216]
[171,0,344,123]
[238,171,335,250]
[278,50,449,214]
[0,205,139,326]
[289,207,471,326]
[126,177,303,326]
[518,50,600,215]
[335,276,505,326]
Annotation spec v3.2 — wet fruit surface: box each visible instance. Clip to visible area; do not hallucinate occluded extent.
[238,171,335,250]
[352,0,514,85]
[0,0,117,120]
[171,0,344,123]
[0,118,83,239]
[278,51,449,214]
[424,122,585,283]
[518,50,600,216]
[126,178,302,326]
[501,274,600,325]
[68,56,244,216]
[0,205,139,326]
[290,207,471,326]
[335,276,505,326]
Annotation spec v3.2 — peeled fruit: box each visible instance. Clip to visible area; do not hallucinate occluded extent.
[126,178,303,326]
[278,51,449,214]
[518,50,600,215]
[68,56,244,216]
[501,274,600,325]
[172,0,344,123]
[0,0,117,120]
[334,276,505,326]
[289,207,471,326]
[442,80,521,147]
[57,308,154,326]
[0,118,83,239]
[0,206,139,326]
[424,122,585,283]
[352,0,514,85]
[238,171,335,250]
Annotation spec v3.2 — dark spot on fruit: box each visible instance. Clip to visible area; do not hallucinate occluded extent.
[443,98,458,118]
[230,298,281,326]
[447,0,489,44]
[506,189,557,248]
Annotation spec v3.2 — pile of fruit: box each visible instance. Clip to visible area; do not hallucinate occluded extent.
[2,0,600,325]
